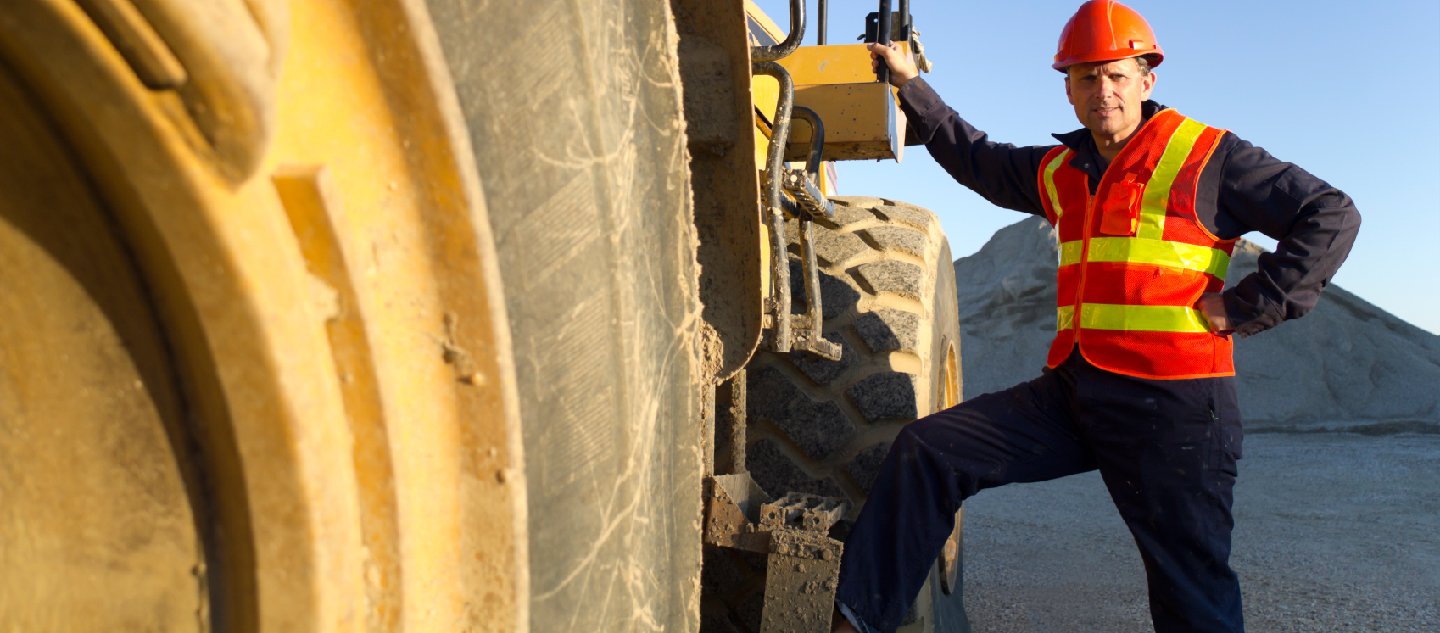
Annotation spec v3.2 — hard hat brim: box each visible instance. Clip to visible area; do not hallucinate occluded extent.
[1052,49,1164,73]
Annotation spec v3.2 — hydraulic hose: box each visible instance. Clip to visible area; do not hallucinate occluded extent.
[752,60,795,351]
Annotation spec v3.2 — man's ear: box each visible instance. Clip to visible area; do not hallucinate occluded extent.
[1064,76,1074,105]
[1141,70,1157,100]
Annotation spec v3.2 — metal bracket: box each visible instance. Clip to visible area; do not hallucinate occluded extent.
[782,169,834,219]
[792,218,842,361]
[703,473,772,551]
[791,312,842,361]
[760,492,847,533]
[704,478,851,633]
[862,2,912,44]
[758,494,848,633]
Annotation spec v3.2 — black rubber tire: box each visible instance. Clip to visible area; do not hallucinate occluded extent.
[426,3,703,631]
[746,196,960,503]
[705,196,963,633]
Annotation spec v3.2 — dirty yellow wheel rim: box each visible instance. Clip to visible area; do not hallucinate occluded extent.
[0,1,525,630]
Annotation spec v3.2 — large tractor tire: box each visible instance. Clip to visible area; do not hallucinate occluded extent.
[1,0,701,631]
[424,1,704,631]
[706,197,964,632]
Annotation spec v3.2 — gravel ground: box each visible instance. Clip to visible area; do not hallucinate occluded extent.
[933,430,1440,632]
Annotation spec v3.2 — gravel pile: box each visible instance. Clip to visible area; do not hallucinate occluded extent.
[951,216,1440,428]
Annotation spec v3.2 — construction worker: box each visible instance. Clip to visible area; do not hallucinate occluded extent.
[832,1,1360,632]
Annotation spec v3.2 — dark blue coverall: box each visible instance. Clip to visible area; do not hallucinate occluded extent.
[833,78,1361,633]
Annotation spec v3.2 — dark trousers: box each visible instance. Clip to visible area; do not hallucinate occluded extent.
[835,353,1245,633]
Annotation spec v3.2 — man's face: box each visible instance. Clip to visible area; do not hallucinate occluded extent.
[1064,58,1157,143]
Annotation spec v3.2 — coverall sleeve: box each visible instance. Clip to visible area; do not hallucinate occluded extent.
[1213,135,1362,337]
[896,78,1053,217]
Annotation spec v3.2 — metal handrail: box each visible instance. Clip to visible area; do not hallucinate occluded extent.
[790,107,825,182]
[817,0,828,45]
[752,0,805,62]
[876,0,892,84]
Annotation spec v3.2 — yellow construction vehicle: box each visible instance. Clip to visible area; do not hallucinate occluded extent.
[0,0,962,631]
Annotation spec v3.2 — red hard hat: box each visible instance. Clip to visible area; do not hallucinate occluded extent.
[1053,0,1164,72]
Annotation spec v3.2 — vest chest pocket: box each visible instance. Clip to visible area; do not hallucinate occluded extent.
[1097,173,1146,236]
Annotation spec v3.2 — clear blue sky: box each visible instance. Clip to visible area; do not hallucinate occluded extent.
[755,0,1440,334]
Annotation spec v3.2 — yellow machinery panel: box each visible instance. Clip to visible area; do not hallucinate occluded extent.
[779,43,911,162]
[786,82,906,162]
[777,43,906,85]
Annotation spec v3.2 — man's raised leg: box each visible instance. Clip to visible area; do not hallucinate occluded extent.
[833,365,1097,632]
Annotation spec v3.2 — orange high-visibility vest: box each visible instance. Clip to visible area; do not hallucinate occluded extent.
[1036,109,1236,379]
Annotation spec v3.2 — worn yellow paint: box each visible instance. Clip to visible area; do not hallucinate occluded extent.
[779,42,911,87]
[261,2,528,630]
[0,0,524,631]
[745,0,785,42]
[759,220,773,300]
[0,51,202,632]
[753,70,782,127]
[787,82,905,162]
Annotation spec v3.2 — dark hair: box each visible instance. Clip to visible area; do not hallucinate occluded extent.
[1135,55,1157,75]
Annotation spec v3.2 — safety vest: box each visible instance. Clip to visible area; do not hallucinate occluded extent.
[1036,109,1236,379]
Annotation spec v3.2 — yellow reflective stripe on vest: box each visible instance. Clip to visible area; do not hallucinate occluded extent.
[1058,237,1230,278]
[1136,118,1208,241]
[1058,305,1075,331]
[1059,240,1082,266]
[1043,149,1070,220]
[1057,304,1209,333]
